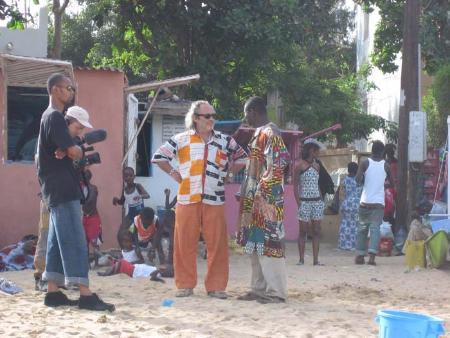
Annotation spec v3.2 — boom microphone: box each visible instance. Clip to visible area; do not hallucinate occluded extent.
[82,129,107,145]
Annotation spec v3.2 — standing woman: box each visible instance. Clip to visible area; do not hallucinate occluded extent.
[338,162,363,250]
[293,140,324,266]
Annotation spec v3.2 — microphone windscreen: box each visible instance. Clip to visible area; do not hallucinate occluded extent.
[83,129,107,145]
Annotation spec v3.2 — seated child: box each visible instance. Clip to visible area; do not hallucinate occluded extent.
[118,230,144,264]
[129,207,166,265]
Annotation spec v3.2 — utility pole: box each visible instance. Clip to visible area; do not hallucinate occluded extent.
[396,0,421,229]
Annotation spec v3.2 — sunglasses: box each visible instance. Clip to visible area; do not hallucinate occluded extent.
[195,113,215,119]
[58,85,76,93]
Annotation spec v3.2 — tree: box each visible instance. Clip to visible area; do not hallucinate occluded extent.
[49,0,70,59]
[355,0,450,75]
[425,64,450,146]
[65,0,396,146]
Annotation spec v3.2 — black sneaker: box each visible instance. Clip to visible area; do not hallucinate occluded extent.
[78,293,115,312]
[44,291,78,307]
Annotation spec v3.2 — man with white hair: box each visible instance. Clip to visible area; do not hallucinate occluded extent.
[37,73,114,312]
[152,100,246,299]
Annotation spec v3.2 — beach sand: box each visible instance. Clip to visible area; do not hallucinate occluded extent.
[1,243,449,338]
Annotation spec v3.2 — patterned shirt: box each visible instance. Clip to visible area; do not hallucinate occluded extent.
[152,129,247,205]
[237,123,290,258]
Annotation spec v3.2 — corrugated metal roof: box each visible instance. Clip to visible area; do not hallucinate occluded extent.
[75,66,124,73]
[0,54,73,87]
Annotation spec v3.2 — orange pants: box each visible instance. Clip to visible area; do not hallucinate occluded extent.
[174,203,229,292]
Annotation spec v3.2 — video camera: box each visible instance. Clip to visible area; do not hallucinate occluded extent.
[74,129,107,170]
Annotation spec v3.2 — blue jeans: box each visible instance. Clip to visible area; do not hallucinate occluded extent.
[43,200,89,286]
[355,206,384,256]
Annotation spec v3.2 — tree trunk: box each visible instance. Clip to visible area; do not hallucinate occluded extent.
[396,0,420,229]
[50,0,69,59]
[52,8,62,59]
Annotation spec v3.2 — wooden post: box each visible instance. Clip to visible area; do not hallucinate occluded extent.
[396,0,421,228]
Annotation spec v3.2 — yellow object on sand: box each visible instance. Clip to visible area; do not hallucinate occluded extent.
[404,240,426,270]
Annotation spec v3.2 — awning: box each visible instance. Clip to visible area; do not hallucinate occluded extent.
[124,74,200,94]
[0,54,74,87]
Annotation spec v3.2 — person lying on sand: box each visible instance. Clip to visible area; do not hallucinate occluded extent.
[97,258,165,283]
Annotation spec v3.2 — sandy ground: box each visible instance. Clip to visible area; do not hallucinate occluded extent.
[1,243,449,338]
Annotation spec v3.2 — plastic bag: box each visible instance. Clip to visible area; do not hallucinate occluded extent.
[380,221,394,239]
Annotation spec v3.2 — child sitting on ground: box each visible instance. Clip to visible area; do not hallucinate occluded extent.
[99,231,166,282]
[113,167,150,222]
[128,207,166,265]
[82,169,102,267]
[118,229,144,264]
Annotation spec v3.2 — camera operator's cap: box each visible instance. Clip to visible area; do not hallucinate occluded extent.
[66,106,93,128]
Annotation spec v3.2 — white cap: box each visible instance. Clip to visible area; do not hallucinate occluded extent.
[66,106,93,128]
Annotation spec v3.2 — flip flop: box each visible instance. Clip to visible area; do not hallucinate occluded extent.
[237,292,260,301]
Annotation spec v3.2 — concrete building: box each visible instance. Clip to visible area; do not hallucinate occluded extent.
[0,55,125,249]
[0,7,48,58]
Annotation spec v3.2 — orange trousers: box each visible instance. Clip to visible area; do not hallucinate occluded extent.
[174,203,229,292]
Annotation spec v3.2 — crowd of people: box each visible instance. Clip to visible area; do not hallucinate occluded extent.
[16,72,399,312]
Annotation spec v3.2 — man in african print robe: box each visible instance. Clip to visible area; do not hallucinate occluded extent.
[237,96,290,304]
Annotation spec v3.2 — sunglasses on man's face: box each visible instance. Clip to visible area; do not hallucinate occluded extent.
[58,85,76,93]
[195,113,215,119]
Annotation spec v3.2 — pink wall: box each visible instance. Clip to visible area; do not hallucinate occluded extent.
[0,69,124,249]
[225,184,299,241]
[73,69,125,249]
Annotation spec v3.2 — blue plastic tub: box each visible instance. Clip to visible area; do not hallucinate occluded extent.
[430,219,450,234]
[376,310,445,338]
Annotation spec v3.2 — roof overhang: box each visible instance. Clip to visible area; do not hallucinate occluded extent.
[124,74,200,94]
[0,54,74,87]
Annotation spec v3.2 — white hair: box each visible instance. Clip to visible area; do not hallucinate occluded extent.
[185,100,210,130]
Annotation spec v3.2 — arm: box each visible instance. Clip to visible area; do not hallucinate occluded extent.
[136,183,150,199]
[152,137,182,183]
[154,161,182,183]
[385,162,394,188]
[113,189,125,206]
[152,220,166,265]
[49,112,83,160]
[355,159,369,185]
[293,161,301,207]
[227,136,248,174]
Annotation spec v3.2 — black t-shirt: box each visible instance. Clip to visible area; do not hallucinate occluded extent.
[37,107,82,207]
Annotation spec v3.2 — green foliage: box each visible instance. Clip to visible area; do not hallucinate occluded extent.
[59,0,397,147]
[424,64,450,147]
[355,0,450,75]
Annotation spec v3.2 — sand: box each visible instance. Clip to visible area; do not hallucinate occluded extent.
[1,243,449,338]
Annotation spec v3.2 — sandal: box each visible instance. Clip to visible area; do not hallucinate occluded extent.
[175,288,193,297]
[237,292,260,301]
[207,291,228,300]
[257,296,286,304]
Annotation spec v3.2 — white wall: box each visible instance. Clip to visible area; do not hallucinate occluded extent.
[135,113,179,210]
[355,4,402,151]
[0,7,48,58]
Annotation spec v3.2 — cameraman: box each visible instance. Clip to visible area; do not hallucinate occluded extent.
[38,73,114,312]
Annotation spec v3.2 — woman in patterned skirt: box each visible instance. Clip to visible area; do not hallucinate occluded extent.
[338,162,362,250]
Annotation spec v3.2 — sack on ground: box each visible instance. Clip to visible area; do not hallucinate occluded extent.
[404,240,426,270]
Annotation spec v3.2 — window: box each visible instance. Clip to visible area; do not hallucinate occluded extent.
[7,86,48,162]
[136,114,152,177]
